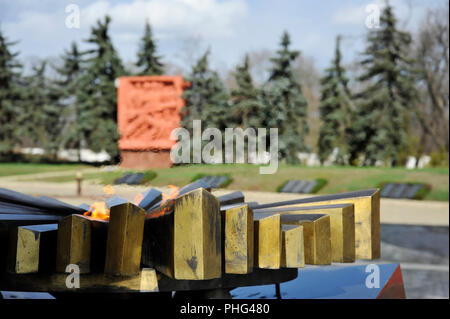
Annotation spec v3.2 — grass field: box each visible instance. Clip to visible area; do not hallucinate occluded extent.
[149,164,449,201]
[0,162,87,177]
[2,163,447,201]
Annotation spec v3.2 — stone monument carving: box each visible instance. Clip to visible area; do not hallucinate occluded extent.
[117,75,189,168]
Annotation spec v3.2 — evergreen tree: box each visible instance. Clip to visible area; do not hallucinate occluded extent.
[22,60,63,158]
[231,54,266,129]
[348,4,417,166]
[0,29,22,158]
[78,15,125,161]
[136,21,164,75]
[317,36,352,164]
[265,31,309,164]
[53,42,85,161]
[42,63,64,159]
[181,50,230,132]
[21,63,45,146]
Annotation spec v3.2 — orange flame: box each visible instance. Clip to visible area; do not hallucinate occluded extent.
[134,192,144,205]
[81,184,115,220]
[103,184,115,195]
[161,185,179,206]
[146,185,180,219]
[83,201,110,220]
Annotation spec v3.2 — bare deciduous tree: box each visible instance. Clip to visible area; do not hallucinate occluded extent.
[413,3,449,154]
[293,54,321,151]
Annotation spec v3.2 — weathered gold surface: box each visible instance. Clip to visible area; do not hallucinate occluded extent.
[281,225,304,268]
[8,224,57,274]
[8,226,40,274]
[174,188,222,280]
[104,203,146,276]
[0,268,159,293]
[281,214,331,265]
[254,214,281,269]
[138,268,159,292]
[289,190,380,259]
[222,204,254,274]
[56,215,91,274]
[258,204,355,263]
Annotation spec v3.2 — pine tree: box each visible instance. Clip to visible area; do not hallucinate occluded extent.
[21,60,63,158]
[231,54,266,129]
[22,62,46,146]
[136,21,164,75]
[42,63,65,159]
[0,29,22,158]
[265,31,309,164]
[317,36,352,164]
[78,15,125,161]
[181,50,230,132]
[348,4,417,166]
[53,42,85,161]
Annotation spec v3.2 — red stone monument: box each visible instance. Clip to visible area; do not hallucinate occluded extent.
[117,75,189,169]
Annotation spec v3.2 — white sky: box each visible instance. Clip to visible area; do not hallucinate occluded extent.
[0,0,445,75]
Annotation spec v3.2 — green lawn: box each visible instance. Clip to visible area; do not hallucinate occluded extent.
[0,163,88,177]
[1,163,448,201]
[146,164,449,201]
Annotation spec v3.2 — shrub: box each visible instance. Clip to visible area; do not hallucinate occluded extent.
[141,170,157,184]
[430,148,449,167]
[311,178,328,194]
